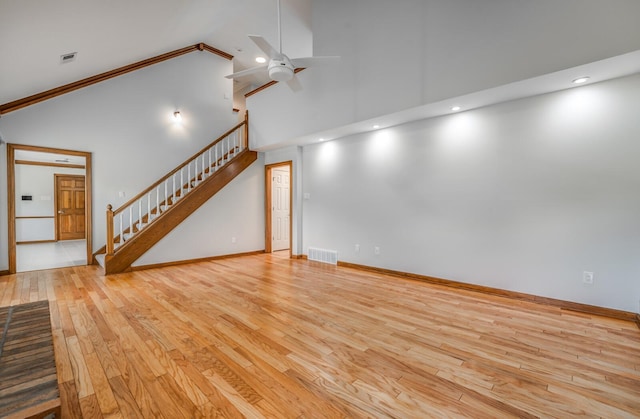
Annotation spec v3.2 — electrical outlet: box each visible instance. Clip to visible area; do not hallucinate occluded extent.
[583,271,594,285]
[354,244,360,254]
[374,246,380,255]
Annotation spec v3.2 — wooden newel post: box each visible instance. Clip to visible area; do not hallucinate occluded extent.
[244,110,249,149]
[106,204,114,255]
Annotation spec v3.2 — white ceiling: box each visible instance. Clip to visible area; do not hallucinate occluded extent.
[0,0,312,104]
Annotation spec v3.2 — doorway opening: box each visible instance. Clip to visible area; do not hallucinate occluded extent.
[265,161,292,256]
[7,144,92,273]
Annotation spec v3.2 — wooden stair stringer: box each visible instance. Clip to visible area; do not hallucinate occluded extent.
[104,149,258,275]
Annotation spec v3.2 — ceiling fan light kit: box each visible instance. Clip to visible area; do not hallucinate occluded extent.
[268,58,294,82]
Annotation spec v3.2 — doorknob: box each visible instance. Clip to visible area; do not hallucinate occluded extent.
[58,210,65,214]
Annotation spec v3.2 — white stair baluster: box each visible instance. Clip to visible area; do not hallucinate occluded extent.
[188,164,191,192]
[172,175,176,202]
[147,193,151,221]
[180,169,184,196]
[138,201,142,231]
[208,148,212,175]
[164,180,168,207]
[129,207,133,238]
[214,146,218,171]
[156,187,159,215]
[119,213,123,243]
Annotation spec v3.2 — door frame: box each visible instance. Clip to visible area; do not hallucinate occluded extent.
[7,143,93,274]
[54,173,86,241]
[265,161,293,256]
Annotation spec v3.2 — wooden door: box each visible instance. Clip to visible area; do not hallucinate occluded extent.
[55,175,86,241]
[271,167,290,251]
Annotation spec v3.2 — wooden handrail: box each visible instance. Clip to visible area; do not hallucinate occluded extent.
[0,43,233,115]
[112,111,248,216]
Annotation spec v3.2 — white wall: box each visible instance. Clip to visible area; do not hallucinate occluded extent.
[249,0,640,150]
[301,74,640,313]
[133,156,265,266]
[0,51,239,270]
[15,164,85,241]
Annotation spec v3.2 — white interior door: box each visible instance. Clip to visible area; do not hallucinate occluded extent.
[271,167,290,251]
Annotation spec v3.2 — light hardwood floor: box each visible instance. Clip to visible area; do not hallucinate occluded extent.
[1,253,639,418]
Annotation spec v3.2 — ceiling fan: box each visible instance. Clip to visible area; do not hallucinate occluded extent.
[225,0,338,88]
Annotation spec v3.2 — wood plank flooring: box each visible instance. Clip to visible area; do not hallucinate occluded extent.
[0,253,639,418]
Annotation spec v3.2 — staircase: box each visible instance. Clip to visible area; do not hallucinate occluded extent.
[96,111,257,275]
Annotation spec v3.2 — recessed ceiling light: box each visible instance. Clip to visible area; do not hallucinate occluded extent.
[318,138,325,142]
[572,76,590,84]
[255,56,267,64]
[451,106,461,112]
[373,124,380,129]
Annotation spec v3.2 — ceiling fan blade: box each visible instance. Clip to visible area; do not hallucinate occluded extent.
[225,64,268,79]
[248,35,283,60]
[286,75,303,92]
[290,56,340,68]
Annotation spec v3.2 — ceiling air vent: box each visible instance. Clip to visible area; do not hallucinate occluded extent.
[60,52,77,64]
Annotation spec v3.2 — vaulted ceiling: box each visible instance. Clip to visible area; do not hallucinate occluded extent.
[2,0,640,122]
[0,0,312,104]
